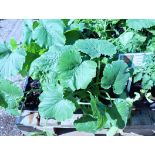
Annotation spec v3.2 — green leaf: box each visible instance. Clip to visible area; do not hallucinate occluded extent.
[0,79,23,109]
[21,42,46,75]
[90,93,99,116]
[132,33,146,46]
[126,19,155,30]
[57,49,97,90]
[74,115,98,133]
[90,93,107,129]
[148,30,155,35]
[74,39,117,58]
[0,93,7,108]
[22,19,33,44]
[106,99,131,129]
[6,108,21,116]
[65,30,82,45]
[134,72,142,83]
[0,43,26,78]
[24,41,46,55]
[119,32,134,46]
[10,38,17,50]
[21,53,39,76]
[146,37,155,52]
[90,93,105,116]
[101,60,130,95]
[142,74,153,90]
[39,85,76,121]
[29,46,63,86]
[142,74,150,83]
[117,32,146,52]
[67,22,85,32]
[151,73,155,83]
[62,19,70,26]
[32,19,65,48]
[101,57,108,65]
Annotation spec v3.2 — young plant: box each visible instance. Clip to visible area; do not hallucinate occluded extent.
[1,19,152,135]
[133,55,155,103]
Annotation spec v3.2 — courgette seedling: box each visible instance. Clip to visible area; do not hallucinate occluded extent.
[1,19,155,135]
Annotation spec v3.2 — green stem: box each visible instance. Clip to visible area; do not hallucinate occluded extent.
[105,92,113,105]
[99,92,116,101]
[96,58,101,96]
[97,58,101,84]
[103,20,107,32]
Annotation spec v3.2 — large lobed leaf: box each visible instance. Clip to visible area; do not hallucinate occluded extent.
[57,48,97,90]
[126,19,155,30]
[119,32,134,46]
[39,85,76,121]
[74,39,117,58]
[0,43,26,78]
[29,46,63,87]
[32,19,66,48]
[118,31,146,52]
[22,19,33,44]
[101,60,130,95]
[0,79,23,109]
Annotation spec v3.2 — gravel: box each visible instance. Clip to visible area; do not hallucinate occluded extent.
[0,109,23,136]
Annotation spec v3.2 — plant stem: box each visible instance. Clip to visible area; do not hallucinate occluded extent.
[105,92,113,105]
[97,58,101,83]
[96,58,101,96]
